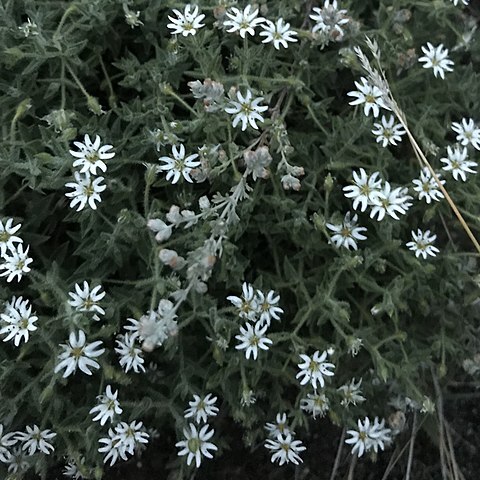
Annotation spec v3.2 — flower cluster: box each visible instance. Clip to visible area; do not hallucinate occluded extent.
[228,282,283,360]
[0,219,32,283]
[65,134,114,211]
[345,417,392,457]
[176,394,218,468]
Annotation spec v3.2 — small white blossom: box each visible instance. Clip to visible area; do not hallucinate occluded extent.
[0,244,33,283]
[68,281,106,320]
[370,182,412,221]
[5,446,28,474]
[167,4,205,36]
[265,413,294,438]
[235,322,273,360]
[184,394,219,424]
[406,229,440,259]
[223,5,265,39]
[158,144,201,184]
[326,212,367,250]
[16,425,56,456]
[265,433,306,466]
[296,350,335,390]
[63,460,83,479]
[115,333,146,373]
[0,296,38,346]
[259,18,298,49]
[452,118,480,150]
[347,337,363,356]
[343,168,382,212]
[89,385,123,426]
[225,90,268,131]
[372,115,406,147]
[450,0,469,7]
[412,168,445,203]
[54,330,105,378]
[300,393,330,419]
[227,282,259,321]
[440,145,477,181]
[65,171,106,211]
[338,378,366,407]
[255,289,283,327]
[0,424,17,463]
[175,423,218,468]
[241,389,256,407]
[69,134,115,175]
[418,43,454,79]
[347,77,389,117]
[0,218,22,258]
[99,421,149,466]
[310,1,349,42]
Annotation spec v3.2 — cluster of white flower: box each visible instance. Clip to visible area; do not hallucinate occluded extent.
[0,218,33,283]
[123,298,179,353]
[228,282,283,360]
[0,423,56,474]
[343,168,413,221]
[98,420,149,466]
[65,134,115,211]
[177,394,218,467]
[264,413,306,465]
[326,211,367,251]
[0,296,38,346]
[345,417,392,457]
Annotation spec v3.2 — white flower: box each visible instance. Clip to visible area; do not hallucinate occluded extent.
[175,423,218,468]
[418,43,454,79]
[259,18,298,49]
[343,168,382,212]
[65,171,106,211]
[115,333,146,373]
[68,281,106,320]
[347,337,363,356]
[412,167,445,203]
[5,446,28,474]
[241,389,256,407]
[0,296,38,346]
[265,433,306,466]
[89,385,122,426]
[347,77,389,117]
[98,421,149,466]
[63,460,83,479]
[16,425,56,456]
[54,330,105,378]
[406,229,440,259]
[369,417,392,453]
[0,244,33,282]
[69,134,115,175]
[255,289,283,327]
[452,118,480,150]
[346,417,392,457]
[225,90,268,131]
[167,4,205,37]
[0,424,17,463]
[0,218,22,258]
[223,5,265,39]
[450,0,469,7]
[370,181,412,221]
[227,282,259,321]
[265,413,294,438]
[296,350,335,390]
[184,394,219,424]
[326,211,367,251]
[372,115,406,147]
[310,1,349,41]
[300,393,330,419]
[235,322,273,360]
[157,144,201,184]
[440,145,477,181]
[338,378,366,407]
